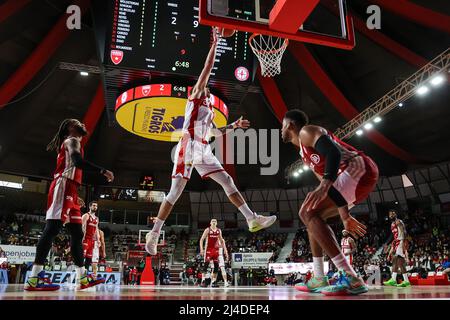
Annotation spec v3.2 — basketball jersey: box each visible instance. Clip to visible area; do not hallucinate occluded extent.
[206,227,220,250]
[391,219,405,241]
[341,237,353,255]
[54,139,83,184]
[300,130,363,178]
[183,96,215,143]
[85,214,98,240]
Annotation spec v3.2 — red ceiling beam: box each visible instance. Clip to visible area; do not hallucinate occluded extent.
[289,42,419,163]
[0,0,31,24]
[0,0,91,109]
[257,72,289,123]
[321,0,427,68]
[269,0,319,34]
[82,84,106,146]
[371,0,450,35]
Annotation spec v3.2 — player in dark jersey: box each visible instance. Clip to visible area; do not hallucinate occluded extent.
[24,119,114,291]
[282,110,378,296]
[199,219,227,287]
[384,210,410,287]
[82,201,105,287]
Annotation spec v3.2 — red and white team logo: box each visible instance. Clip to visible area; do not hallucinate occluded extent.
[110,50,124,65]
[235,66,249,82]
[141,85,151,96]
[310,154,321,164]
[121,92,128,104]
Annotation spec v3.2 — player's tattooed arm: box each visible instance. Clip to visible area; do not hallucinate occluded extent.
[65,137,114,182]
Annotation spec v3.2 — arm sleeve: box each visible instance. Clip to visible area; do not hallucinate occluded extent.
[314,135,341,182]
[71,152,105,174]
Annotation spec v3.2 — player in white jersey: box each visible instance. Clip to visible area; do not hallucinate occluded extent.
[384,210,410,287]
[218,239,230,287]
[145,28,276,256]
[341,230,356,266]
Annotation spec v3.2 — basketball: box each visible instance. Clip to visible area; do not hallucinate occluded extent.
[217,27,236,38]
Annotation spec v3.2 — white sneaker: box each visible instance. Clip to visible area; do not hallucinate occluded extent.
[224,282,230,287]
[145,231,159,255]
[247,215,277,232]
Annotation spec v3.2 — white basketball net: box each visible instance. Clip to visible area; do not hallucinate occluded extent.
[249,34,289,77]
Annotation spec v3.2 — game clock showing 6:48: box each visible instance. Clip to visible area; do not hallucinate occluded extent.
[106,0,253,82]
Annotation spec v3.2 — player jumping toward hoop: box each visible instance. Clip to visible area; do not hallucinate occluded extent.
[199,219,227,288]
[384,210,410,287]
[341,230,356,266]
[145,28,276,255]
[282,110,378,296]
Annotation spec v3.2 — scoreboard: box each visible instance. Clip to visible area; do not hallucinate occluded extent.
[105,0,253,82]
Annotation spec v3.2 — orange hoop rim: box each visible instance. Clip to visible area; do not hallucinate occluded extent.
[248,33,289,55]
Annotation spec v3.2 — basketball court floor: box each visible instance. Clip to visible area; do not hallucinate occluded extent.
[1,285,450,300]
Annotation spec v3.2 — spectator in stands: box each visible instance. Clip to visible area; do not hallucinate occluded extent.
[246,267,253,286]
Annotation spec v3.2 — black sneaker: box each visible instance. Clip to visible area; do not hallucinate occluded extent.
[211,282,219,288]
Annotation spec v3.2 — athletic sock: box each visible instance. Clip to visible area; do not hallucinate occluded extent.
[31,265,44,278]
[151,218,165,234]
[239,204,257,220]
[312,257,325,278]
[403,274,409,282]
[331,253,358,278]
[392,272,397,281]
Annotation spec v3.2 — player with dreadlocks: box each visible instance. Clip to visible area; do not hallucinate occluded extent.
[24,119,114,291]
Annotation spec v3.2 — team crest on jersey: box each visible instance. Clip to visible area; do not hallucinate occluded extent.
[310,154,321,164]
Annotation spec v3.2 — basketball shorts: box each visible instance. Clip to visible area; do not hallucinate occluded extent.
[46,178,81,224]
[331,155,379,208]
[344,254,353,265]
[83,238,95,259]
[394,240,406,258]
[204,249,219,263]
[172,137,224,180]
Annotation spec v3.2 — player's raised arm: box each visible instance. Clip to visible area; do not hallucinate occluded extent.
[192,28,219,95]
[64,137,115,182]
[209,116,251,137]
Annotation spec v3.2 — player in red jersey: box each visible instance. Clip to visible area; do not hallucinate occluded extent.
[145,28,276,255]
[341,230,356,266]
[199,219,227,288]
[82,201,105,287]
[384,209,410,287]
[281,110,378,296]
[24,119,114,291]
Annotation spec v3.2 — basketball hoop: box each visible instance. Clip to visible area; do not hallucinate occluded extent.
[249,33,289,77]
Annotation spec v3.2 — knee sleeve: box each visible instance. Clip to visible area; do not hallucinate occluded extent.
[165,177,187,205]
[213,262,219,274]
[67,223,84,267]
[35,220,62,264]
[209,171,238,197]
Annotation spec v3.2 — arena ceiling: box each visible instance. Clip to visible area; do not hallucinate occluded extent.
[0,0,449,193]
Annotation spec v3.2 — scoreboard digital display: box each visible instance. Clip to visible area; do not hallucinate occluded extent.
[105,0,253,82]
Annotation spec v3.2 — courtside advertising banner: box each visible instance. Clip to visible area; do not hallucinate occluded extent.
[268,262,330,275]
[25,271,121,285]
[231,252,273,269]
[0,245,36,264]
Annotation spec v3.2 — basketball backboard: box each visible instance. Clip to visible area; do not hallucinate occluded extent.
[199,0,355,50]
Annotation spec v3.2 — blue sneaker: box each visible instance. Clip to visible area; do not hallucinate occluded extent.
[321,272,368,296]
[24,271,60,291]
